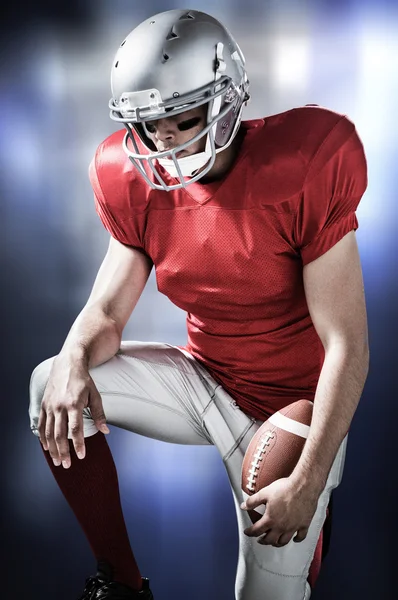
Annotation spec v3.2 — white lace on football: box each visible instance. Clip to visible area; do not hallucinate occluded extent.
[246,431,275,492]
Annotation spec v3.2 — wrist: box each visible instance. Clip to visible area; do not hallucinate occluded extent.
[289,464,327,497]
[58,342,89,368]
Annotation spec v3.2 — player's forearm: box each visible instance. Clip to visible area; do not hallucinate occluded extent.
[59,304,122,369]
[291,340,369,494]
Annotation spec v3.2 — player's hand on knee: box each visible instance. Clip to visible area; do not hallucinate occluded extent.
[241,476,318,547]
[37,357,109,469]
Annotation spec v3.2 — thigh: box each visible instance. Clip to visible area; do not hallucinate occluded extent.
[29,341,218,446]
[90,341,218,445]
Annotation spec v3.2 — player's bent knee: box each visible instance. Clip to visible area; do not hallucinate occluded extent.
[28,356,56,437]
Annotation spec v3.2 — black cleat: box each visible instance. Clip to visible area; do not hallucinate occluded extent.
[78,561,154,599]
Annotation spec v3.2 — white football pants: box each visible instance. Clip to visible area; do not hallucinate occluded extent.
[29,341,347,600]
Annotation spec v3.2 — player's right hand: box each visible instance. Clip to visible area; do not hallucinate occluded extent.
[37,356,109,468]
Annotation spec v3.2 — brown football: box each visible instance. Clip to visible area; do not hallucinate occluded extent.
[241,399,313,523]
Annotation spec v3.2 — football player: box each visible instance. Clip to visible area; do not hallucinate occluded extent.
[29,9,369,600]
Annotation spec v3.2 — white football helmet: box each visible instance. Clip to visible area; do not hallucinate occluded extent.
[109,9,250,191]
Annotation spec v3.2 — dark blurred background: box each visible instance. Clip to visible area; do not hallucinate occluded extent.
[2,1,397,599]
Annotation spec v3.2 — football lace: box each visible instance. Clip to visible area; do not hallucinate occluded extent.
[246,430,275,492]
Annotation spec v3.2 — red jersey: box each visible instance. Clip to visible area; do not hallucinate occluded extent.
[89,106,367,421]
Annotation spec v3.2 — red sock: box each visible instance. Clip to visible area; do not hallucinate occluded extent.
[41,432,142,591]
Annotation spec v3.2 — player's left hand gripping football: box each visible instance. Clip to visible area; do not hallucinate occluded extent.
[241,476,319,547]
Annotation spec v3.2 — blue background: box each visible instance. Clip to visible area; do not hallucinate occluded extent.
[2,1,397,599]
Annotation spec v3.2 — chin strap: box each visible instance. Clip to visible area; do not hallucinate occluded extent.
[157,149,213,178]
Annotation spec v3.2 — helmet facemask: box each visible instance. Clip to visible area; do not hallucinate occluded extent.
[119,81,247,190]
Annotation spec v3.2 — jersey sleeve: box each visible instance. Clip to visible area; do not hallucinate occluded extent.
[295,116,368,265]
[88,146,144,250]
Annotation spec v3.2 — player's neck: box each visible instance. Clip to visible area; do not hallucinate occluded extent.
[199,127,245,184]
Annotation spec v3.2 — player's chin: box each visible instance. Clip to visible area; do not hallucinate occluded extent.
[179,139,205,159]
[177,146,200,159]
[162,149,190,160]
